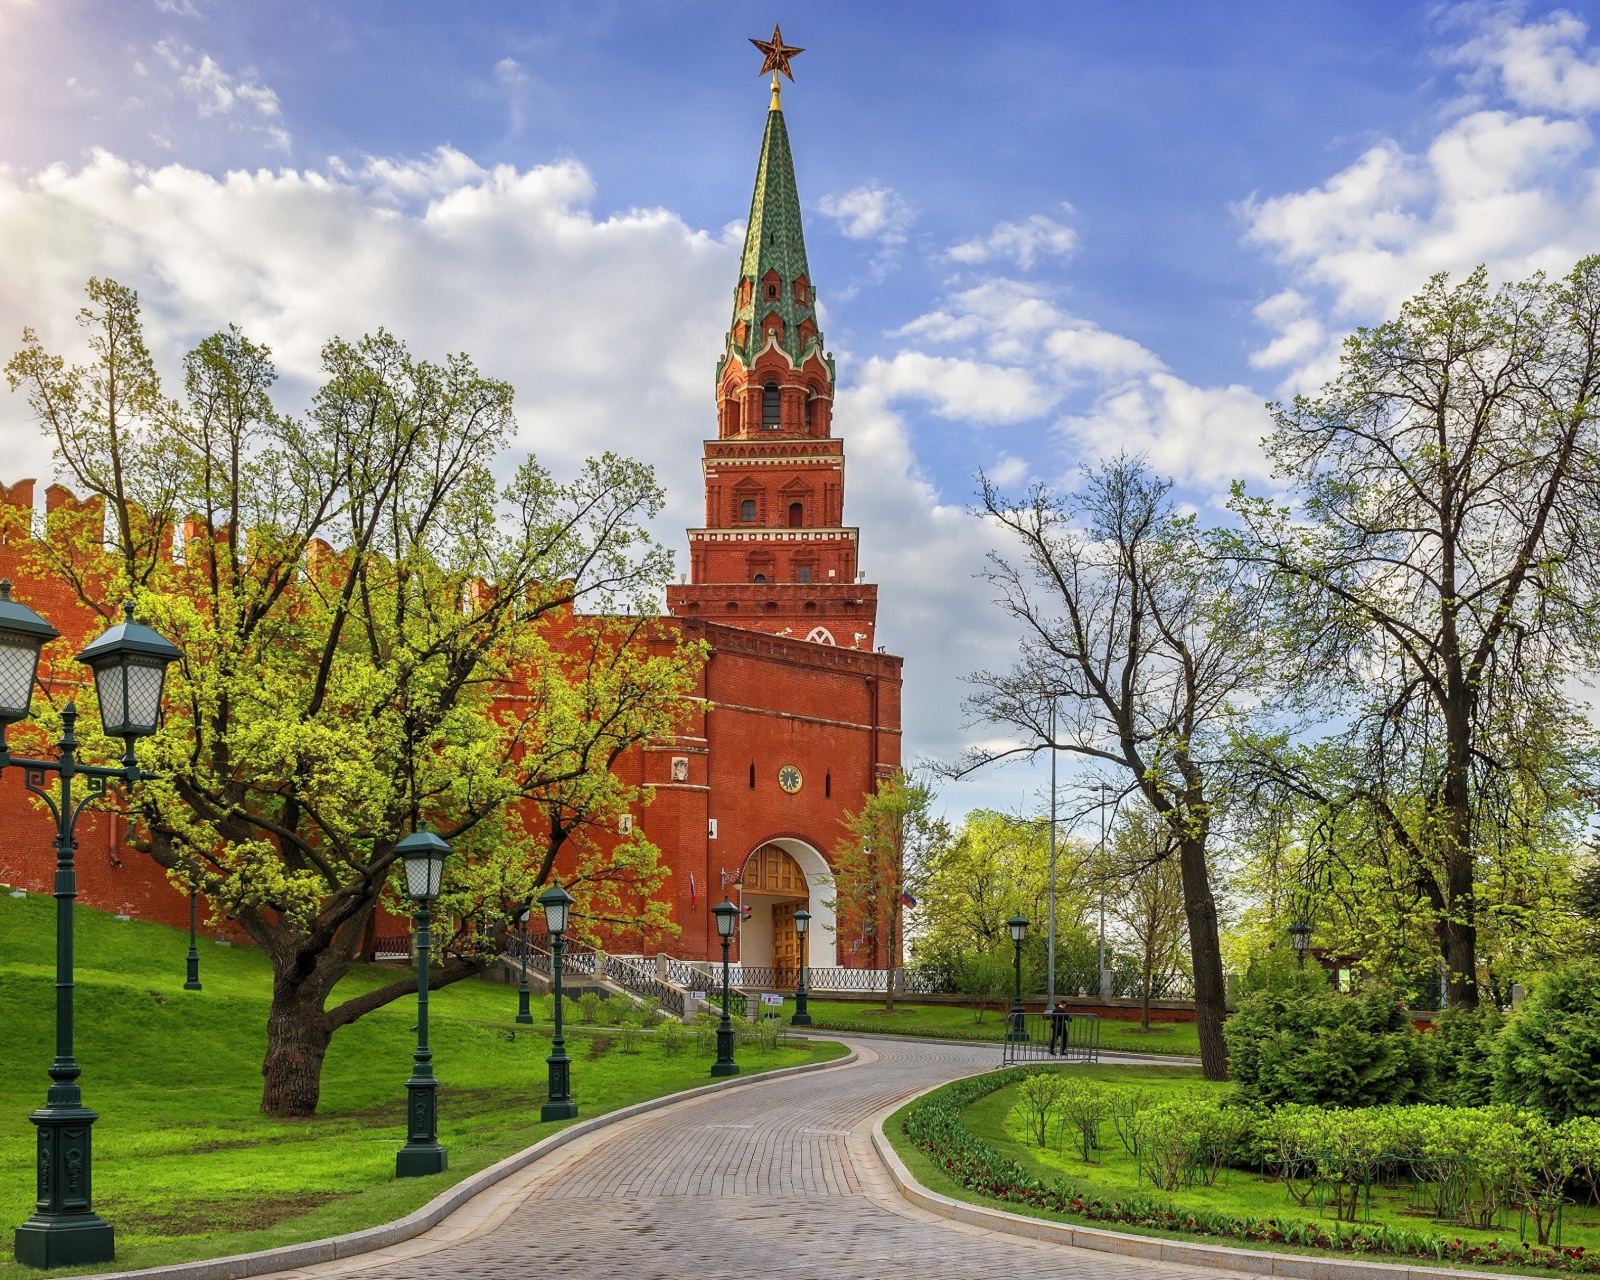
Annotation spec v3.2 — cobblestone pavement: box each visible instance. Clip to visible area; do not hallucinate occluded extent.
[277,1038,1265,1280]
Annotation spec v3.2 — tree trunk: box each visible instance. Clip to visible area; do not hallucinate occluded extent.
[261,989,335,1117]
[1177,836,1229,1080]
[884,907,898,1013]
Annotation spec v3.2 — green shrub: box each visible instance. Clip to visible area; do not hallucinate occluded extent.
[656,1017,687,1057]
[1426,1005,1501,1106]
[578,991,601,1024]
[1224,970,1431,1108]
[1493,960,1600,1121]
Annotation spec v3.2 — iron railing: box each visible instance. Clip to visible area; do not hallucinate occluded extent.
[371,933,411,961]
[605,953,686,1015]
[1000,1011,1101,1066]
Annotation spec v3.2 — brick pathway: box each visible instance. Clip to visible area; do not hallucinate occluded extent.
[275,1038,1265,1280]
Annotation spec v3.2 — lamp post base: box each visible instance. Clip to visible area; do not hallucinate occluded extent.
[789,1012,812,1026]
[14,1212,114,1270]
[540,1098,579,1122]
[395,1143,448,1179]
[710,1060,741,1077]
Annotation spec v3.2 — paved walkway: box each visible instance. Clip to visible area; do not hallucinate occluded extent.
[273,1038,1264,1280]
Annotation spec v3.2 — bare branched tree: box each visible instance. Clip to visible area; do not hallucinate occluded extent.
[956,457,1272,1080]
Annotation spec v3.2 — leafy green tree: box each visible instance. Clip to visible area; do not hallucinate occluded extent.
[1101,805,1188,1029]
[910,808,1096,998]
[6,280,696,1115]
[1224,966,1432,1108]
[1492,960,1600,1120]
[829,770,950,1012]
[1229,261,1600,1008]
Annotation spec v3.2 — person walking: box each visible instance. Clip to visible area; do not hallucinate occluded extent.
[1047,1001,1072,1056]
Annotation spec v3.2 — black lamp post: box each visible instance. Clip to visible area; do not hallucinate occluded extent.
[1006,914,1029,1043]
[790,907,812,1027]
[711,898,740,1077]
[1288,921,1312,971]
[183,873,202,992]
[539,883,578,1121]
[1,586,180,1270]
[394,824,450,1178]
[515,908,533,1025]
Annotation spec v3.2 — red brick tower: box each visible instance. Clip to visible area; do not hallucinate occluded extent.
[665,84,878,651]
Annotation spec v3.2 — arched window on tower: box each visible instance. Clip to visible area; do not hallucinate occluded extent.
[753,572,767,583]
[788,501,803,528]
[740,498,756,522]
[803,396,813,431]
[749,763,756,789]
[763,382,781,428]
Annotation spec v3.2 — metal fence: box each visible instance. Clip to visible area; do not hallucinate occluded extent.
[999,1011,1101,1066]
[605,954,686,1016]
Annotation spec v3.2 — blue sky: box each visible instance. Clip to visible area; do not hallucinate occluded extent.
[2,1,1600,823]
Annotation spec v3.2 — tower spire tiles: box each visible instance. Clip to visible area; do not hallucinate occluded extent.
[666,49,878,652]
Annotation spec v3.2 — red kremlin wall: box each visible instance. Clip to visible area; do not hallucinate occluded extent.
[0,480,902,965]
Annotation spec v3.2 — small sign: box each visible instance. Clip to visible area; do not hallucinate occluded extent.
[689,990,707,1002]
[761,993,784,1007]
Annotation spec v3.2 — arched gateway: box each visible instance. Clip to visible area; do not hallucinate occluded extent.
[735,838,836,973]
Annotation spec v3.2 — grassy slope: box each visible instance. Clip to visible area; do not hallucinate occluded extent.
[802,998,1201,1057]
[0,892,845,1277]
[883,1063,1596,1276]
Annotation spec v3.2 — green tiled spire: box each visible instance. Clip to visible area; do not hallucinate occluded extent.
[722,102,829,375]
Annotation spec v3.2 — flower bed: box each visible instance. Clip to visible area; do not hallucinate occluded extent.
[901,1069,1600,1274]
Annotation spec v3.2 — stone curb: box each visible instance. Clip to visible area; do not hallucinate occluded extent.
[871,1084,1498,1280]
[78,1046,859,1280]
[793,1027,1201,1064]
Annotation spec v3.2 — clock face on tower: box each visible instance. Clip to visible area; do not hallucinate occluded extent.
[778,764,802,794]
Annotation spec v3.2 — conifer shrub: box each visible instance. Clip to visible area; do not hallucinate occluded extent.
[1426,1004,1501,1106]
[1224,969,1431,1108]
[1493,960,1600,1121]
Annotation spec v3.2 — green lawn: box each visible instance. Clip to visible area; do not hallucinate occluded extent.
[801,999,1201,1057]
[0,891,845,1277]
[885,1063,1600,1272]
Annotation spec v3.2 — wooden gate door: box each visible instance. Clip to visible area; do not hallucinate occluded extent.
[772,901,799,988]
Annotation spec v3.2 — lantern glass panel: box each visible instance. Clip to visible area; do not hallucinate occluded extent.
[92,661,126,735]
[715,901,738,937]
[0,636,40,722]
[403,850,444,901]
[542,896,570,936]
[1008,915,1028,943]
[793,909,809,937]
[122,656,168,736]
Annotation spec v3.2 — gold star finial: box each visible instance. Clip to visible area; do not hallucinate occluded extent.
[750,23,804,104]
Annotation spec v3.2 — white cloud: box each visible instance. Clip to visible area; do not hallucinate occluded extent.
[857,352,1048,424]
[154,42,289,151]
[1242,6,1600,393]
[883,276,1272,489]
[1062,375,1273,492]
[948,214,1076,270]
[0,148,734,503]
[1449,6,1600,113]
[495,57,528,87]
[816,184,912,244]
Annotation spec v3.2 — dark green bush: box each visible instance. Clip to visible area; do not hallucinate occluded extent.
[1223,969,1431,1107]
[1424,1005,1501,1107]
[1492,959,1600,1121]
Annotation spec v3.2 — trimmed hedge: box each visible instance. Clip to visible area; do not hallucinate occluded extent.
[901,1069,1600,1274]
